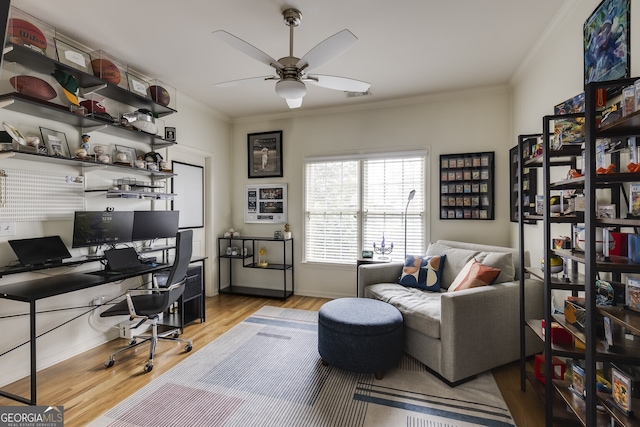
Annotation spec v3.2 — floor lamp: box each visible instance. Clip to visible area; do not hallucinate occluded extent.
[404,190,416,259]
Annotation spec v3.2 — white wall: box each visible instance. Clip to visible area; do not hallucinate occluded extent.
[230,86,512,298]
[0,94,231,387]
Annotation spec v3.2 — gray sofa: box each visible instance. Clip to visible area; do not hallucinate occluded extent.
[357,239,544,386]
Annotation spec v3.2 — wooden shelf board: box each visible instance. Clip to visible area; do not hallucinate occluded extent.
[553,380,611,427]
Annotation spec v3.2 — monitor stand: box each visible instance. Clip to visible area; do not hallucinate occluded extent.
[86,245,103,259]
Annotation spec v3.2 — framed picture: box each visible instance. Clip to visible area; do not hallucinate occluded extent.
[54,39,90,73]
[584,0,630,87]
[165,127,176,142]
[39,127,69,157]
[247,130,283,178]
[626,277,640,312]
[440,152,495,220]
[113,144,136,166]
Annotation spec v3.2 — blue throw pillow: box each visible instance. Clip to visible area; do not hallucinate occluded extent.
[398,254,446,291]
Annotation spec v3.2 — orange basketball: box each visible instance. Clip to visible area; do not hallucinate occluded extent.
[91,59,121,85]
[8,18,47,52]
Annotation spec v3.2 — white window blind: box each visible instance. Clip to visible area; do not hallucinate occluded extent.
[305,153,426,264]
[305,160,359,264]
[363,157,424,259]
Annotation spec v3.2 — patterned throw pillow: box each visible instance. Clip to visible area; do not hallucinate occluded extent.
[449,258,501,292]
[398,254,446,291]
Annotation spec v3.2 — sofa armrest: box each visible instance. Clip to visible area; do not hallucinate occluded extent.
[438,278,543,381]
[357,262,404,297]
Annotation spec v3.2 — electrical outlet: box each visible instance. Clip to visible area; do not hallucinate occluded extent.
[0,222,16,236]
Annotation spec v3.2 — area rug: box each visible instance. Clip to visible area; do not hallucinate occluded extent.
[88,306,515,427]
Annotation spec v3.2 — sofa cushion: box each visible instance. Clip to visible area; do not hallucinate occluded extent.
[475,251,515,284]
[449,259,501,291]
[426,243,478,289]
[365,283,442,338]
[398,254,446,291]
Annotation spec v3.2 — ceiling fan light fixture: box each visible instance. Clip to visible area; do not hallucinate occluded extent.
[275,79,306,99]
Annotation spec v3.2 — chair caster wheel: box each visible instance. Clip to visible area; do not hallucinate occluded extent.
[185,344,193,352]
[105,359,115,368]
[129,339,136,345]
[144,363,153,373]
[173,332,180,338]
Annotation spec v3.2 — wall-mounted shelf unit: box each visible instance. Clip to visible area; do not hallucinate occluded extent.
[217,236,293,300]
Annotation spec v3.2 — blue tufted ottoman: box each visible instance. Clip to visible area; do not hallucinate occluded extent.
[318,298,403,379]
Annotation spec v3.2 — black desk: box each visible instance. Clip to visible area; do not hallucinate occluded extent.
[0,262,173,405]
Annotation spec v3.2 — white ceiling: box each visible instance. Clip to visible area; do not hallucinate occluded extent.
[10,0,569,120]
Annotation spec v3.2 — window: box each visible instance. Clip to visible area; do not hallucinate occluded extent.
[305,152,426,264]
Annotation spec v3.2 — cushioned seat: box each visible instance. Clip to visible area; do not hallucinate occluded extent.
[318,298,403,379]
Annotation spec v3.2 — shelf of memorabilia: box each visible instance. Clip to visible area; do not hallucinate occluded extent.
[525,266,585,291]
[217,236,294,300]
[553,380,611,427]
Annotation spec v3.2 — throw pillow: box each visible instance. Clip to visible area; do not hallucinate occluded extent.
[426,243,478,289]
[398,254,446,291]
[475,251,515,284]
[449,258,501,292]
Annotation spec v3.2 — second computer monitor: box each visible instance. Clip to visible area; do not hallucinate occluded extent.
[132,210,179,241]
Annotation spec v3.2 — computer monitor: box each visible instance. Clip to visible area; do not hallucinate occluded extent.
[72,211,134,248]
[9,235,72,266]
[131,210,179,241]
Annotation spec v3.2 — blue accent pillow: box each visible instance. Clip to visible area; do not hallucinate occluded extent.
[398,254,446,291]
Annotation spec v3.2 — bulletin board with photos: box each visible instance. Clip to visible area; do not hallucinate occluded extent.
[439,152,495,220]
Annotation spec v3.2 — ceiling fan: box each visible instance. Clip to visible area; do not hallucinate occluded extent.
[212,8,370,109]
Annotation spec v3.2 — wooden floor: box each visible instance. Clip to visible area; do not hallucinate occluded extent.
[0,294,549,426]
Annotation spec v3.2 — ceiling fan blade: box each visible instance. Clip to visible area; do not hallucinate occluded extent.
[213,30,284,70]
[296,29,357,71]
[305,75,370,92]
[286,98,303,109]
[214,76,278,88]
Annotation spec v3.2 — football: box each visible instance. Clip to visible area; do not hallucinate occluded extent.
[8,18,47,53]
[10,75,57,100]
[91,59,121,85]
[149,85,170,106]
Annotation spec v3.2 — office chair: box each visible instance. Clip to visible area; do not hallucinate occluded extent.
[101,229,194,373]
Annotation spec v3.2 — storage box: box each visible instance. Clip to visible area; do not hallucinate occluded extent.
[610,232,629,257]
[534,354,566,384]
[541,319,573,345]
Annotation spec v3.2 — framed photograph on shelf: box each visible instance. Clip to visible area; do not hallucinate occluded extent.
[39,127,69,157]
[165,127,176,142]
[611,364,634,415]
[247,130,283,178]
[626,277,640,312]
[439,151,495,220]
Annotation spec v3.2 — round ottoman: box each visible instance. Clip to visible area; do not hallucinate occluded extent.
[318,298,403,379]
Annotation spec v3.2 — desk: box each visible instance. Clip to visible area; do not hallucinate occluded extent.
[0,258,205,405]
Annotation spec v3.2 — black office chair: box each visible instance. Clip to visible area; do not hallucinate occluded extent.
[101,229,194,372]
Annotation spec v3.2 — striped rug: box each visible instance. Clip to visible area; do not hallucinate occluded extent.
[88,306,515,427]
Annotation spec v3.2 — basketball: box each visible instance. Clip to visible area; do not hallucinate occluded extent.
[10,75,57,100]
[8,18,47,53]
[149,85,170,106]
[91,59,121,85]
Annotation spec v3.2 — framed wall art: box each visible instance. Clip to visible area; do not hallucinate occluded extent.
[439,151,495,220]
[584,0,630,88]
[248,130,283,178]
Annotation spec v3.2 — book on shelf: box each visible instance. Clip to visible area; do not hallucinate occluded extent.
[630,183,640,216]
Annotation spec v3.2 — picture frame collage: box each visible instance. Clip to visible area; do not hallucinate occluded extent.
[439,152,495,220]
